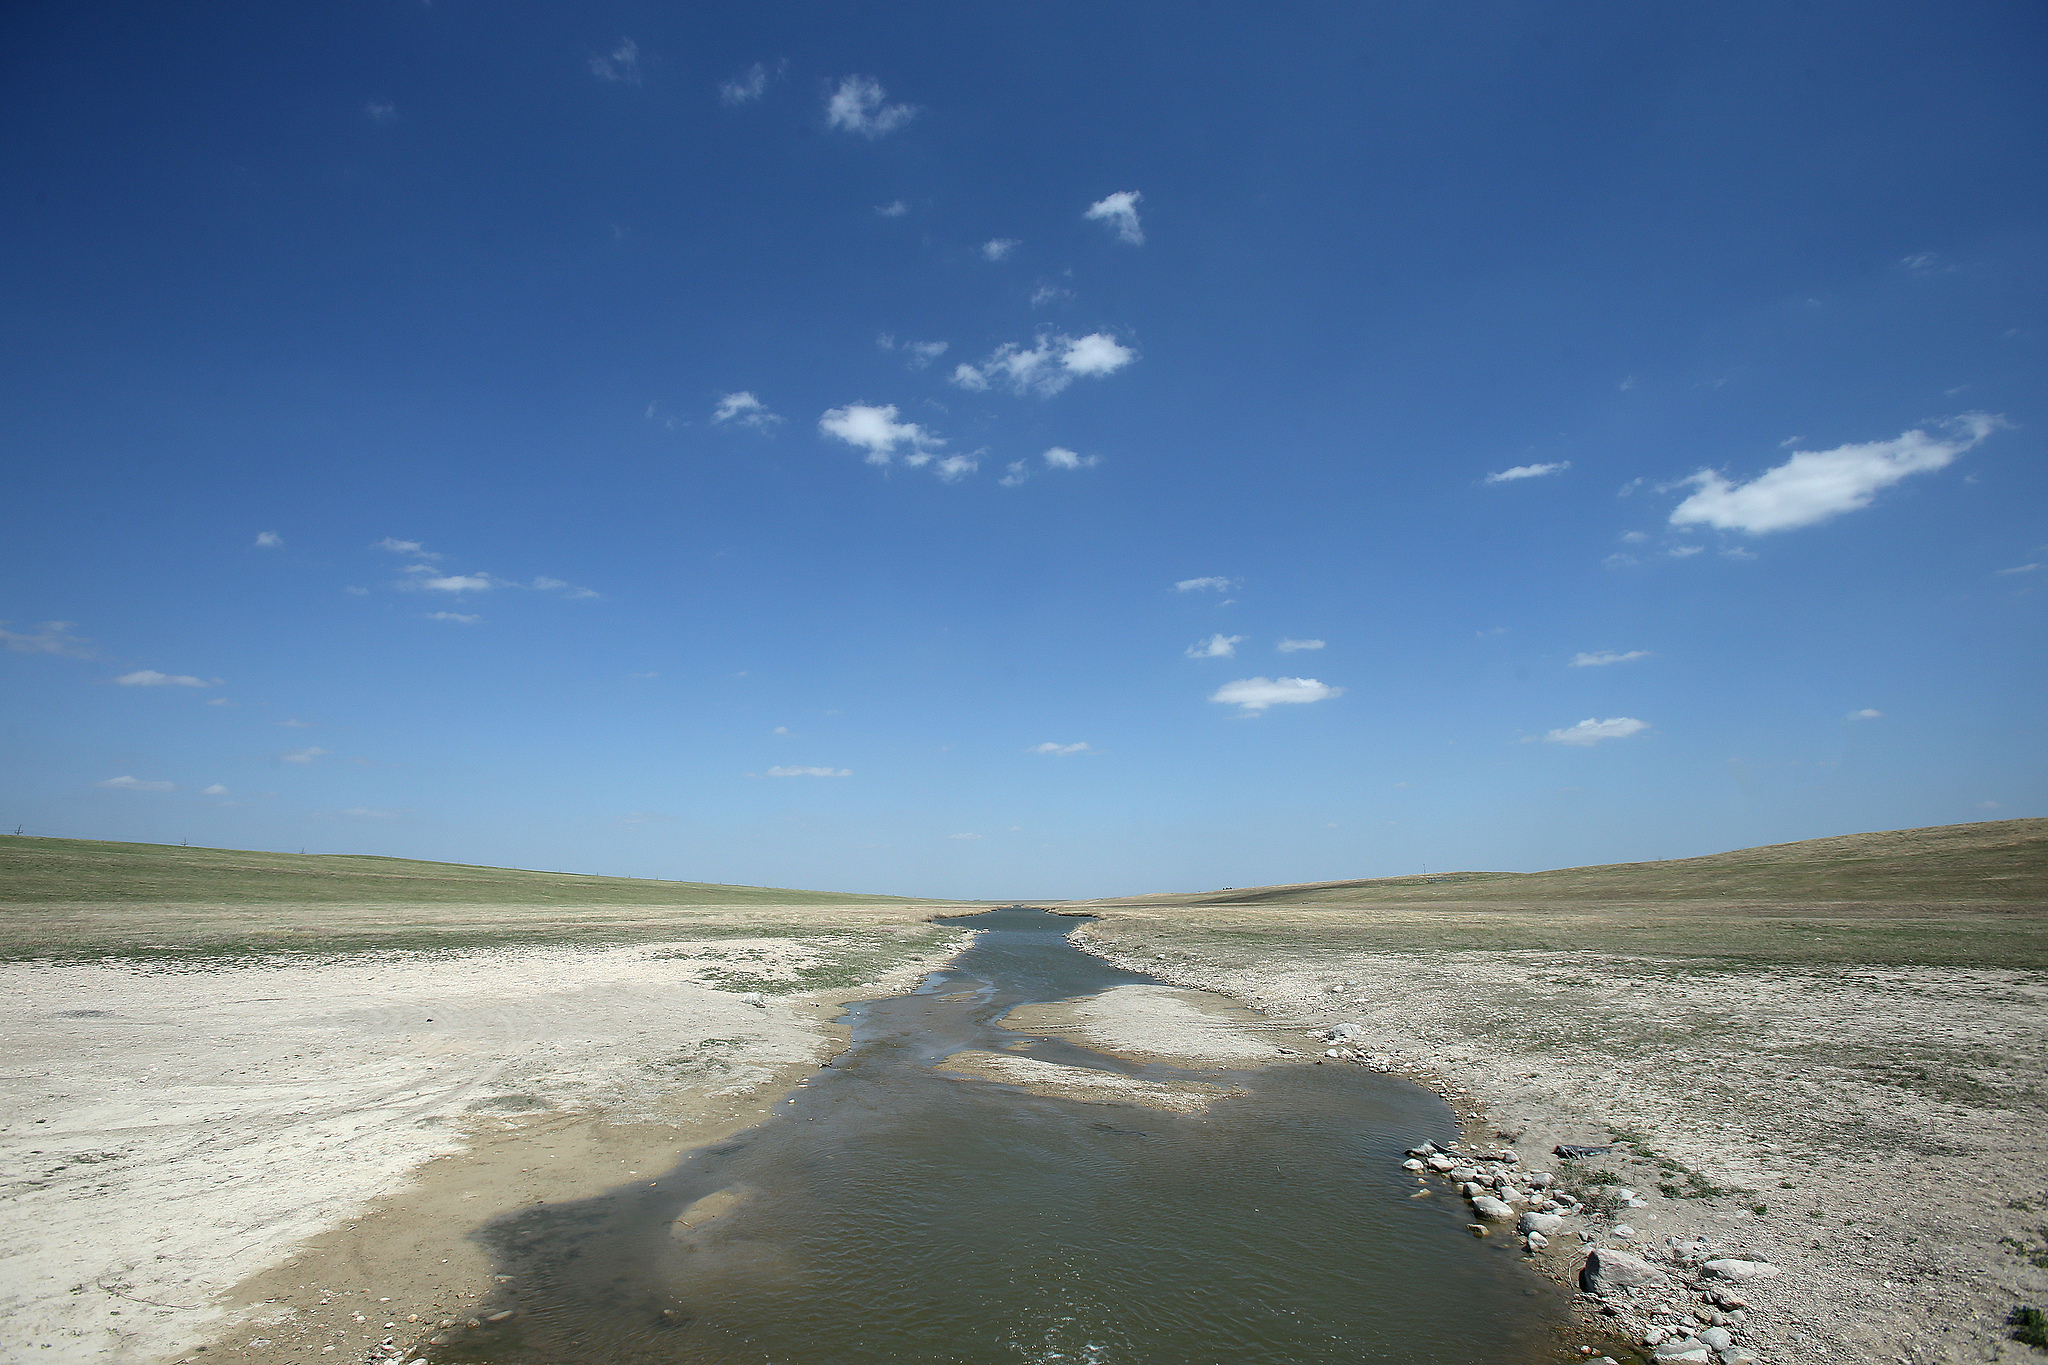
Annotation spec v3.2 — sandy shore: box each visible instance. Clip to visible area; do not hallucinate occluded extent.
[0,925,964,1365]
[1071,923,2048,1365]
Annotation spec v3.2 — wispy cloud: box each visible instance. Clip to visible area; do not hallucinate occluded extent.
[1,621,95,658]
[589,39,642,85]
[1210,677,1342,712]
[414,574,494,593]
[1995,562,2041,575]
[1669,413,2005,534]
[1186,633,1244,659]
[372,538,439,558]
[951,332,1135,397]
[875,200,909,218]
[202,783,229,796]
[819,403,948,468]
[98,775,174,792]
[280,746,331,764]
[115,669,214,687]
[906,340,949,369]
[1487,461,1571,483]
[254,531,283,548]
[949,832,983,840]
[1569,650,1650,667]
[719,62,767,104]
[428,611,481,623]
[1174,576,1235,593]
[273,718,314,728]
[1541,717,1648,746]
[825,76,916,138]
[712,391,783,429]
[365,101,397,127]
[1847,708,1883,720]
[1277,638,1325,652]
[981,238,1020,262]
[754,765,852,778]
[1084,191,1144,245]
[530,576,598,599]
[932,454,978,482]
[1030,742,1091,756]
[1042,446,1097,470]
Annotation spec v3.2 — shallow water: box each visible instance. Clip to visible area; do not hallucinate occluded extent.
[433,909,1580,1364]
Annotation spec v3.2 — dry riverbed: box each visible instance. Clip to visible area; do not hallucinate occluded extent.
[0,918,966,1365]
[1072,916,2048,1365]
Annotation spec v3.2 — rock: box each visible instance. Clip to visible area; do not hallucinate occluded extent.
[1698,1327,1732,1351]
[1643,1327,1670,1346]
[1556,1144,1615,1159]
[1461,1182,1485,1198]
[1407,1142,1439,1157]
[484,1310,515,1323]
[1467,1223,1490,1237]
[1611,1224,1636,1239]
[1497,1149,1520,1164]
[1580,1246,1670,1293]
[1653,1339,1712,1365]
[1449,1166,1480,1181]
[739,992,765,1008]
[1471,1195,1517,1221]
[1717,1351,1757,1365]
[1529,1171,1554,1188]
[1498,1185,1527,1202]
[1703,1259,1782,1283]
[1427,1155,1457,1171]
[1520,1211,1566,1235]
[1327,1023,1366,1043]
[1402,1158,1426,1171]
[1525,1231,1549,1251]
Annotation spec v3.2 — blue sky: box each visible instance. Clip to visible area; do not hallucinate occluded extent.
[3,1,2042,898]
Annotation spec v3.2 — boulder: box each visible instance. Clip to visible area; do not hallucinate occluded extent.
[1402,1158,1426,1171]
[739,992,765,1008]
[1653,1339,1712,1365]
[1520,1211,1566,1235]
[1327,1023,1366,1041]
[1698,1328,1733,1351]
[1703,1259,1781,1284]
[1611,1224,1636,1240]
[1579,1246,1670,1294]
[1427,1155,1457,1171]
[1524,1231,1549,1250]
[1470,1195,1517,1221]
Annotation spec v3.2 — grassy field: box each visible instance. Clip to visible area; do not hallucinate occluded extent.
[1073,817,2048,907]
[1068,819,2048,968]
[0,835,962,961]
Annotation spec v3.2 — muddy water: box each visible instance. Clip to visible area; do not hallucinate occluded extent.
[430,909,1580,1365]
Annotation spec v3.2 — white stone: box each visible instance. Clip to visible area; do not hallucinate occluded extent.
[1703,1259,1782,1283]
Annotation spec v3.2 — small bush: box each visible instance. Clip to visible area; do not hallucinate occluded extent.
[2009,1306,2047,1350]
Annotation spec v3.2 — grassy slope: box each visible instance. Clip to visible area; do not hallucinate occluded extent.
[1072,818,2048,907]
[0,835,940,906]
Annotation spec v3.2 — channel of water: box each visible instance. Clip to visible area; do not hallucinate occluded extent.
[426,908,1583,1364]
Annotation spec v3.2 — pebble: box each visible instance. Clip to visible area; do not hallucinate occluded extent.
[1611,1224,1636,1239]
[1703,1259,1782,1283]
[739,992,765,1008]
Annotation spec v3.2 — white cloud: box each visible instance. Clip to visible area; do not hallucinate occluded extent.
[1186,633,1244,659]
[273,718,313,728]
[280,746,330,764]
[589,39,641,85]
[932,454,978,482]
[428,611,481,623]
[207,697,233,706]
[115,669,213,687]
[999,461,1029,488]
[875,200,908,217]
[1847,708,1883,720]
[720,62,767,104]
[1569,650,1650,667]
[201,783,229,796]
[1995,562,2041,575]
[336,807,402,820]
[904,340,948,369]
[1174,576,1235,593]
[772,726,795,736]
[530,576,599,599]
[419,574,493,593]
[1210,677,1342,712]
[818,403,945,466]
[1030,282,1073,308]
[1084,191,1144,245]
[1668,545,1704,558]
[758,766,852,778]
[1541,717,1648,746]
[1041,446,1097,470]
[98,775,174,792]
[1669,413,2005,534]
[982,238,1020,262]
[825,76,916,138]
[1486,461,1571,483]
[948,832,983,840]
[254,531,282,548]
[0,621,94,658]
[1277,638,1325,652]
[1620,531,1650,544]
[951,333,1135,397]
[712,391,782,429]
[1030,742,1091,756]
[365,101,397,126]
[372,538,438,558]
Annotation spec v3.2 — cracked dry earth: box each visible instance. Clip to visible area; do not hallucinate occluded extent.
[1077,928,2048,1365]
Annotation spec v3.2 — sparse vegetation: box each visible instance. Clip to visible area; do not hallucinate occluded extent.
[2011,1306,2048,1350]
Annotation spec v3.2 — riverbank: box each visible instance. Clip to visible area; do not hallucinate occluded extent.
[1069,919,2048,1365]
[0,914,965,1365]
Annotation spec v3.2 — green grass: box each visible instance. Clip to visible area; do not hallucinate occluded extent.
[1079,818,2048,908]
[0,835,946,907]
